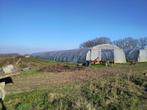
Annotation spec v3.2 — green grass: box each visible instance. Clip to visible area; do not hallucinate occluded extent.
[29,57,76,66]
[1,57,147,110]
[3,72,147,110]
[4,84,80,110]
[90,64,105,69]
[20,69,41,77]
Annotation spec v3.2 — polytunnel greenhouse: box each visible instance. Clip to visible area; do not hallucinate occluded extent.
[127,48,147,62]
[32,48,90,63]
[32,44,127,64]
[89,44,126,63]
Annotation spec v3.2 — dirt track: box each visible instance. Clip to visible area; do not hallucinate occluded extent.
[4,62,147,94]
[5,67,129,94]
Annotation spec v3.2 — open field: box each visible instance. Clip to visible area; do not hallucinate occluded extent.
[0,57,147,110]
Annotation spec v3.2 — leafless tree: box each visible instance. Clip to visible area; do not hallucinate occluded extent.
[80,37,112,48]
[80,36,147,49]
[113,37,139,50]
[138,37,147,49]
[113,37,140,61]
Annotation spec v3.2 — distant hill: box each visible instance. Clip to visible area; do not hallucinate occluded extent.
[0,53,20,57]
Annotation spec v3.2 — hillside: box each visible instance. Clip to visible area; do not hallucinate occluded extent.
[0,56,146,110]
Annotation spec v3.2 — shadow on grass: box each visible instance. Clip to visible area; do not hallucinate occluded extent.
[0,99,7,110]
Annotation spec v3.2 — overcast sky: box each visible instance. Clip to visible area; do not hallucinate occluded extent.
[0,0,147,54]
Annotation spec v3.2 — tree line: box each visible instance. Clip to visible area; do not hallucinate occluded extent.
[80,37,147,50]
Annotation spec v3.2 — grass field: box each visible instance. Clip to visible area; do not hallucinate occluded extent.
[0,57,147,110]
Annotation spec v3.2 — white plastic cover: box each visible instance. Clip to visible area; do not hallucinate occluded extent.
[114,49,126,63]
[138,49,147,62]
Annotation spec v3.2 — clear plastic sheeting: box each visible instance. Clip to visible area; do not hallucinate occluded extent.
[101,49,114,62]
[32,48,90,63]
[127,48,140,61]
[32,44,127,64]
[126,48,147,62]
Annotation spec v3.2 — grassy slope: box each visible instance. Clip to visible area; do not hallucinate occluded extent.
[0,57,147,110]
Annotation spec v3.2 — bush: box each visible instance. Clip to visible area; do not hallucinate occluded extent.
[81,77,142,110]
[40,76,143,110]
[5,75,145,110]
[15,103,32,110]
[130,74,147,86]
